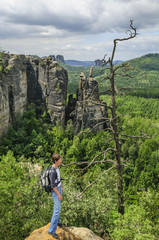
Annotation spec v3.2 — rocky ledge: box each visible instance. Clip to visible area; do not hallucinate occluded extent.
[25,223,103,240]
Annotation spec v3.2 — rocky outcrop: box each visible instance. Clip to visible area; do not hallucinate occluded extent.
[0,53,68,138]
[25,223,103,240]
[66,67,108,134]
[56,55,65,64]
[36,58,68,126]
[0,53,107,138]
[94,59,103,66]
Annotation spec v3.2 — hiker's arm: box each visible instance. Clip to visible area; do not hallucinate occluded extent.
[53,187,62,201]
[49,171,62,200]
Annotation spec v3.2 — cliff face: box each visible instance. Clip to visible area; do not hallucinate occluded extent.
[0,54,28,138]
[0,54,68,138]
[31,58,68,126]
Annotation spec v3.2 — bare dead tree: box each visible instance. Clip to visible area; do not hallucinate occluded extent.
[62,20,137,215]
[96,20,136,214]
[100,20,137,214]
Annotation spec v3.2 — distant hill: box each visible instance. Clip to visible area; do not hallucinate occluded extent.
[65,60,94,66]
[66,53,159,98]
[127,53,159,71]
[97,53,159,98]
[65,59,123,67]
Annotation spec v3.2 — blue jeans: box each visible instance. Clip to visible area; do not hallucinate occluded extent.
[48,186,62,234]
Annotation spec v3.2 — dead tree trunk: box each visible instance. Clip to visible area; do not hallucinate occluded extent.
[104,20,137,214]
[110,60,125,214]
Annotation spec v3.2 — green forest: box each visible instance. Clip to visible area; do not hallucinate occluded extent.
[0,54,159,240]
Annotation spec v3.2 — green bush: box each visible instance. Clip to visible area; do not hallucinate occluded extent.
[61,171,118,236]
[111,204,158,240]
[0,151,53,239]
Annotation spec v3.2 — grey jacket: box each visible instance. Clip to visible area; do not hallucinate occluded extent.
[49,167,61,189]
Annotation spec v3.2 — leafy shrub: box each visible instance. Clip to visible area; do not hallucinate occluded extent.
[0,151,53,239]
[111,190,159,240]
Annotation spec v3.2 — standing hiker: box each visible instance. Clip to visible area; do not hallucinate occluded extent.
[48,153,63,239]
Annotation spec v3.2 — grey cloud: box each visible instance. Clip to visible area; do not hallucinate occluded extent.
[0,0,158,39]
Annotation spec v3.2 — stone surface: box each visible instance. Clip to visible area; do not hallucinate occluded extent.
[25,223,103,240]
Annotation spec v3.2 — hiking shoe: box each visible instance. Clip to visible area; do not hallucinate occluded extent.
[58,222,63,227]
[48,232,58,239]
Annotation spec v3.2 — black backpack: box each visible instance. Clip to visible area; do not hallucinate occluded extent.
[39,166,57,194]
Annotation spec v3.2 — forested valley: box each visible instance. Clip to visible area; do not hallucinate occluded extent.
[1,51,159,239]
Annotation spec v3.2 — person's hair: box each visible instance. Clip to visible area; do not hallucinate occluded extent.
[52,153,61,163]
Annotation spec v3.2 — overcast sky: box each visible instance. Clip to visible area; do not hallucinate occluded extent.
[0,0,159,61]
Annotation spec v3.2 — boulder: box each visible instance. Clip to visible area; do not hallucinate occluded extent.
[69,227,103,240]
[25,223,82,240]
[25,223,103,240]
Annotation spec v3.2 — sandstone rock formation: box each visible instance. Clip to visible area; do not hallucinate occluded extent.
[48,55,65,64]
[66,67,108,134]
[0,53,107,138]
[56,55,65,64]
[0,54,28,138]
[25,223,103,240]
[37,57,68,126]
[94,59,103,66]
[0,53,68,138]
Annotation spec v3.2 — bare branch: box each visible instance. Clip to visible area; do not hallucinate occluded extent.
[114,73,133,78]
[117,86,134,92]
[113,62,132,72]
[102,55,111,66]
[120,133,151,139]
[87,99,107,107]
[61,159,115,168]
[77,166,115,198]
[77,120,109,135]
[115,20,137,43]
[73,148,116,181]
[111,20,137,62]
[98,89,111,95]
